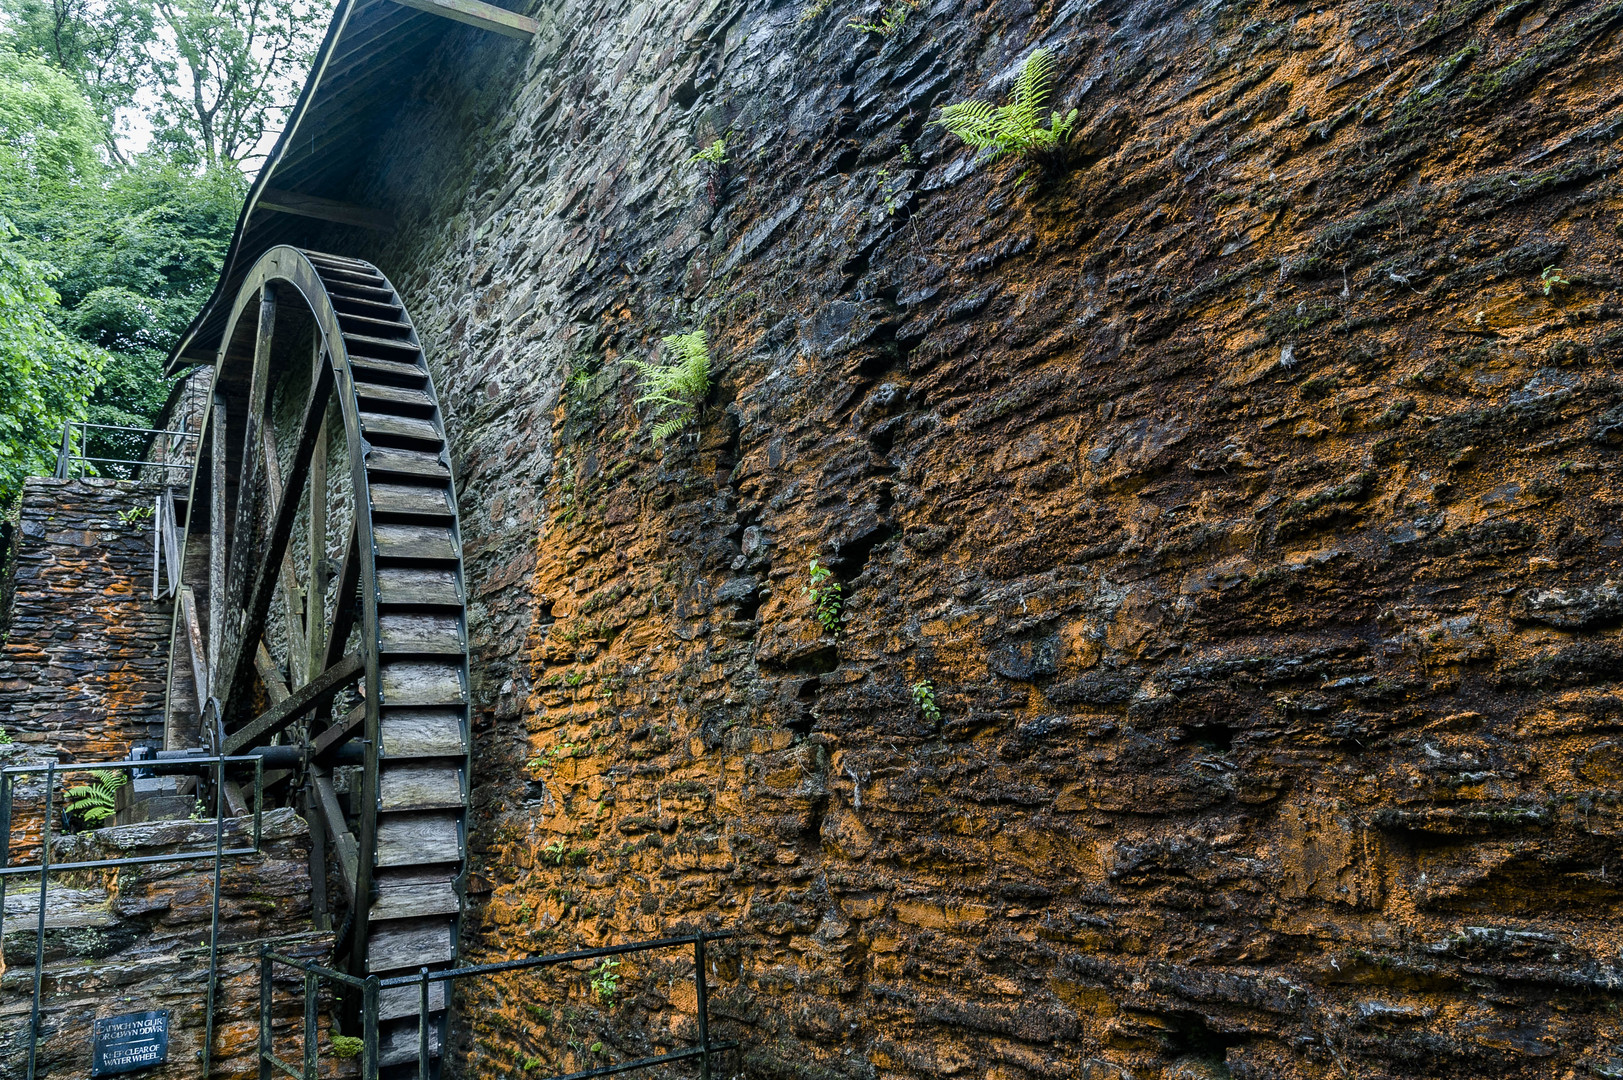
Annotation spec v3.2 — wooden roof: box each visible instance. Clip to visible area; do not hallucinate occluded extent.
[166,0,476,371]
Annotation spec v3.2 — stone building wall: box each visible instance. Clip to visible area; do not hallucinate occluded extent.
[322,0,1623,1076]
[0,478,173,759]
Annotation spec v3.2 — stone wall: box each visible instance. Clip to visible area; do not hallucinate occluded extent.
[0,802,335,1080]
[0,478,173,759]
[320,0,1623,1076]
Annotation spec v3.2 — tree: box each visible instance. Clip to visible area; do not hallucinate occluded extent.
[0,45,243,468]
[0,218,105,504]
[148,0,322,167]
[0,46,102,195]
[0,0,155,162]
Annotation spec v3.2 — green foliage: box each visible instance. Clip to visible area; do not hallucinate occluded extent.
[1540,265,1572,295]
[934,48,1077,181]
[64,770,126,825]
[329,1035,363,1059]
[0,725,12,744]
[523,1057,544,1071]
[0,48,103,193]
[798,0,833,21]
[803,558,843,636]
[911,680,940,722]
[849,0,913,35]
[589,957,620,1007]
[622,330,710,440]
[0,0,155,159]
[688,137,727,166]
[0,218,106,504]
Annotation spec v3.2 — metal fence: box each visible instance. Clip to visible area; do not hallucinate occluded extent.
[53,420,199,482]
[0,754,267,1080]
[260,931,736,1080]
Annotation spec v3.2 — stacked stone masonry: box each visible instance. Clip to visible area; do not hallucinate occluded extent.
[0,478,173,759]
[0,797,336,1080]
[283,0,1623,1076]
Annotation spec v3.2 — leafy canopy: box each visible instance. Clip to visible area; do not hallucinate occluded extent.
[622,331,711,440]
[934,48,1077,173]
[0,219,107,503]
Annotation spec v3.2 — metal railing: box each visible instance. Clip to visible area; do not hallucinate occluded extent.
[53,420,199,481]
[260,931,736,1080]
[1,755,267,1080]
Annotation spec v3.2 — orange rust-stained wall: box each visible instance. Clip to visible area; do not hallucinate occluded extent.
[323,0,1623,1076]
[0,477,172,760]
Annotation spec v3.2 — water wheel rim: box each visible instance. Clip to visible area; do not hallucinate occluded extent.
[162,245,468,1063]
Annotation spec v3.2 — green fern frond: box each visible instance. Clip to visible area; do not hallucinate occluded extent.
[621,331,711,440]
[933,48,1074,172]
[65,772,127,826]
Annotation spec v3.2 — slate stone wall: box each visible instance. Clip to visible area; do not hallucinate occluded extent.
[0,800,336,1080]
[0,478,172,759]
[318,0,1623,1076]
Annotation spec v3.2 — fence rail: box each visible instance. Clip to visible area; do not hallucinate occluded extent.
[53,419,199,481]
[260,931,736,1080]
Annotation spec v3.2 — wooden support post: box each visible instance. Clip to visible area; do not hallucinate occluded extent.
[307,349,329,684]
[208,393,227,691]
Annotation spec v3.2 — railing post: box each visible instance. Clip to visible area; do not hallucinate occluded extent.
[202,758,226,1079]
[418,966,430,1080]
[694,934,712,1080]
[259,945,274,1080]
[362,975,381,1080]
[303,970,319,1080]
[27,762,55,1080]
[54,421,71,478]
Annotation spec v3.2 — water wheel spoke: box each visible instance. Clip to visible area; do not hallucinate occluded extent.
[223,651,363,755]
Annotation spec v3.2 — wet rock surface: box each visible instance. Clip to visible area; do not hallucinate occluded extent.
[284,0,1623,1075]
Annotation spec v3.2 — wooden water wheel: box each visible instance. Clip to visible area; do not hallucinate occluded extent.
[162,246,468,1069]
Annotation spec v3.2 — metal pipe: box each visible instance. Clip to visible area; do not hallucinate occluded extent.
[72,421,201,436]
[58,456,196,469]
[376,931,735,987]
[695,934,712,1080]
[417,966,430,1080]
[303,971,319,1080]
[259,945,274,1080]
[26,762,54,1080]
[202,757,227,1079]
[362,976,380,1079]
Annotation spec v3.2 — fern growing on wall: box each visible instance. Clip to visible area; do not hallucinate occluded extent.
[934,48,1077,182]
[622,331,711,440]
[64,771,127,827]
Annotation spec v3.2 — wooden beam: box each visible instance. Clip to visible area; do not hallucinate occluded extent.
[255,641,291,705]
[258,187,393,231]
[311,771,358,904]
[385,0,538,38]
[208,394,227,692]
[311,701,367,760]
[323,520,360,673]
[260,422,310,682]
[179,585,210,713]
[306,368,329,683]
[223,651,362,755]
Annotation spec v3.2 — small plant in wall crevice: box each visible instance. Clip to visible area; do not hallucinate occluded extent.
[622,330,711,440]
[804,558,843,636]
[934,47,1078,185]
